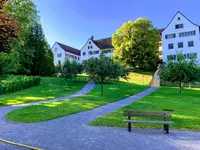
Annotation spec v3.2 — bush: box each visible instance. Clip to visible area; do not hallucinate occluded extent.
[0,75,40,95]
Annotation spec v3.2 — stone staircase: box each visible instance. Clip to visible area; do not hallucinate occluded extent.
[150,64,165,87]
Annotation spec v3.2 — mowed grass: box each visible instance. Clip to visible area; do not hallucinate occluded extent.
[90,87,200,131]
[6,72,152,123]
[0,76,88,106]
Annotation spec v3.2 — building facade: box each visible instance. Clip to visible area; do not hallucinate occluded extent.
[52,42,80,64]
[80,36,114,63]
[162,11,200,63]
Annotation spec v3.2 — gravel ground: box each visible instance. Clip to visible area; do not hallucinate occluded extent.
[0,87,200,150]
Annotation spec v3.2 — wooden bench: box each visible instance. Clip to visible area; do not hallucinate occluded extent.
[123,110,174,134]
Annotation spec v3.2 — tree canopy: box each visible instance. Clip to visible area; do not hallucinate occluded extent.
[160,54,200,94]
[112,18,160,71]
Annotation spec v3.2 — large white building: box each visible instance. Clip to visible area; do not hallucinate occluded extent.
[52,11,200,65]
[162,11,200,63]
[52,42,80,64]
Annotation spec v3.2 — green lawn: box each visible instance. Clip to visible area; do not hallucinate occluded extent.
[90,87,200,131]
[6,72,152,123]
[0,76,88,106]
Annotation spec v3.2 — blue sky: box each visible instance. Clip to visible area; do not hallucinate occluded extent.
[34,0,200,49]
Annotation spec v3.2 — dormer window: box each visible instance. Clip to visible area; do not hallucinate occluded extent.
[175,24,183,29]
[178,17,180,20]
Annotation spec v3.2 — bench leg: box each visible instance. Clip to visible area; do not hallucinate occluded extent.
[164,124,166,132]
[165,124,169,134]
[128,123,131,132]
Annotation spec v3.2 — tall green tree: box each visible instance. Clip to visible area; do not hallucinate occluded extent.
[112,18,160,71]
[160,54,200,94]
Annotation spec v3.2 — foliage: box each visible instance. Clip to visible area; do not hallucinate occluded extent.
[17,23,54,76]
[55,60,62,74]
[112,18,160,71]
[62,59,83,79]
[160,54,200,94]
[0,52,19,76]
[0,0,20,52]
[90,87,200,131]
[84,54,129,95]
[0,75,40,95]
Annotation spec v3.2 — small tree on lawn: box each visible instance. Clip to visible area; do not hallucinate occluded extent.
[62,59,73,79]
[84,54,128,96]
[160,54,200,94]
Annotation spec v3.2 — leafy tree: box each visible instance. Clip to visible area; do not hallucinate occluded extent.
[84,54,128,95]
[62,59,83,80]
[55,60,62,74]
[0,0,20,52]
[160,54,200,94]
[112,18,160,71]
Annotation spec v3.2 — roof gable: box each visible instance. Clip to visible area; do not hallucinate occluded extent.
[163,11,200,32]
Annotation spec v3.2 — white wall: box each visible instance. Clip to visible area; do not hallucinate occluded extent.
[52,43,80,65]
[80,39,114,63]
[162,12,200,63]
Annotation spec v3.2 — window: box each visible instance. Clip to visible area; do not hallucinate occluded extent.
[89,41,91,44]
[175,24,183,29]
[91,46,92,49]
[57,53,62,57]
[75,56,77,59]
[55,48,57,52]
[93,51,99,54]
[178,17,180,20]
[189,53,197,59]
[178,42,183,48]
[168,43,174,49]
[78,57,79,60]
[88,51,92,55]
[188,41,194,47]
[83,52,86,56]
[167,55,176,61]
[179,30,196,37]
[88,46,90,49]
[165,33,176,39]
[102,49,114,53]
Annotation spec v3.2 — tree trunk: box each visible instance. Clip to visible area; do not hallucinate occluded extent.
[179,82,182,94]
[100,79,103,96]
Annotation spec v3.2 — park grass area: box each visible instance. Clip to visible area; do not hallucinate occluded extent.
[6,72,152,123]
[0,75,88,106]
[90,86,200,131]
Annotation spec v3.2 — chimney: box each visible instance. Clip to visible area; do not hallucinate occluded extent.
[91,35,94,40]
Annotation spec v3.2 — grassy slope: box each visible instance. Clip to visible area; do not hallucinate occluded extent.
[6,72,152,123]
[90,87,200,131]
[0,76,87,106]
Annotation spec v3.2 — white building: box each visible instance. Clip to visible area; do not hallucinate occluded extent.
[52,42,80,64]
[80,36,114,63]
[162,11,200,63]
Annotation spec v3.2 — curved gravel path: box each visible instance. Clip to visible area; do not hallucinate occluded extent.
[0,86,200,150]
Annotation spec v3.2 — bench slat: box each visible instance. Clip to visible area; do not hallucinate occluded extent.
[123,110,172,118]
[123,120,174,124]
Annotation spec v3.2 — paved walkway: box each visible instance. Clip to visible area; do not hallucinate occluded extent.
[0,87,200,150]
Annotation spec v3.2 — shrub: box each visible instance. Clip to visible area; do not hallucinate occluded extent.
[0,75,40,95]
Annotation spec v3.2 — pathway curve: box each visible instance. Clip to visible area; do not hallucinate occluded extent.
[0,87,200,150]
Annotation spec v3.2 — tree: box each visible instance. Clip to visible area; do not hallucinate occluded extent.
[112,18,160,71]
[84,54,128,95]
[62,59,83,80]
[0,0,20,52]
[160,54,200,94]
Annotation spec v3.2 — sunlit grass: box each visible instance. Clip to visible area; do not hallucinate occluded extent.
[90,87,200,131]
[0,75,88,106]
[6,72,151,123]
